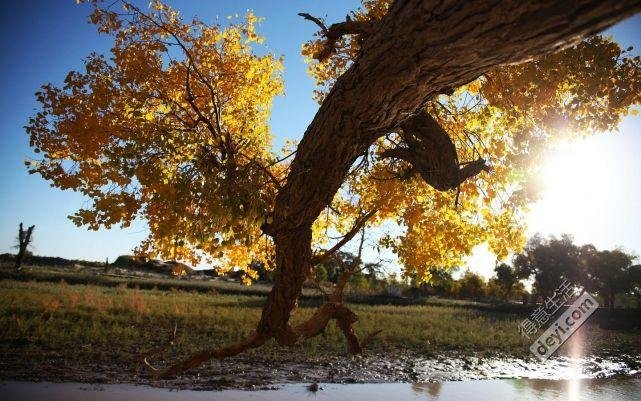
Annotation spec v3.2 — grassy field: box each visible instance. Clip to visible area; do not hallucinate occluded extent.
[1,262,641,387]
[2,273,640,367]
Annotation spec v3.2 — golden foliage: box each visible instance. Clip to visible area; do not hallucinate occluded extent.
[27,0,641,284]
[27,0,283,275]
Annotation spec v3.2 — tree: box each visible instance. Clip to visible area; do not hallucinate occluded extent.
[494,263,518,301]
[25,0,641,377]
[412,267,457,298]
[513,234,581,300]
[456,271,486,300]
[582,249,636,309]
[14,223,35,270]
[629,265,641,307]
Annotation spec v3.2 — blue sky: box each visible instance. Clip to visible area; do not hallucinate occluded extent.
[0,1,640,278]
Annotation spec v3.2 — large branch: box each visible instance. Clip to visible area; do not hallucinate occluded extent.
[267,0,641,237]
[380,111,490,190]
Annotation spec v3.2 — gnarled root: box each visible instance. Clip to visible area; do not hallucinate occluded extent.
[294,302,380,355]
[153,330,268,379]
[151,302,380,379]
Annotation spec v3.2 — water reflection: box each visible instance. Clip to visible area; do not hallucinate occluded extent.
[411,382,442,399]
[512,377,639,401]
[2,378,640,401]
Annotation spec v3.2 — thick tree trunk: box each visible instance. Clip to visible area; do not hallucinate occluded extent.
[159,0,641,377]
[262,0,641,343]
[257,227,313,344]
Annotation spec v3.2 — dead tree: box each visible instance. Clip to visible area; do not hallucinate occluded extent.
[15,223,35,270]
[150,0,641,378]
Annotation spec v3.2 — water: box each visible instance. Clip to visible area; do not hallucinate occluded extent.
[1,378,639,401]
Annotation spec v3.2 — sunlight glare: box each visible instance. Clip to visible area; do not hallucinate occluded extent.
[526,135,624,240]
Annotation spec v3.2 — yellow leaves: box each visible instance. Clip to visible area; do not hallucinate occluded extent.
[27,1,284,281]
[338,34,641,283]
[31,1,641,288]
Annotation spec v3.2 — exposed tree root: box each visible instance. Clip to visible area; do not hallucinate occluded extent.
[150,301,379,379]
[153,331,269,379]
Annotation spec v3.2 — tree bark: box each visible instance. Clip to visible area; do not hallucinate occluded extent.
[161,0,641,377]
[261,0,641,344]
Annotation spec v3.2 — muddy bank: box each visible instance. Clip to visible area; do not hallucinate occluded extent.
[1,350,640,390]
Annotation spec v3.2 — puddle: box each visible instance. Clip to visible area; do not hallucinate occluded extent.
[1,378,640,401]
[2,351,639,390]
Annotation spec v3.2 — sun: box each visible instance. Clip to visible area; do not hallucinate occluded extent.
[526,135,622,239]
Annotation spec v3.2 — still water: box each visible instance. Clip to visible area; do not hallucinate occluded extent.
[1,378,639,401]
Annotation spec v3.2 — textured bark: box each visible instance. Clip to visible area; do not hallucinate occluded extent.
[261,0,641,343]
[160,0,641,377]
[381,110,490,190]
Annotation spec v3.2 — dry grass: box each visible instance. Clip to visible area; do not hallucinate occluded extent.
[1,278,639,370]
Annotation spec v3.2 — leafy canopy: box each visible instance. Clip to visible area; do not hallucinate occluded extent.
[27,0,641,283]
[27,0,284,281]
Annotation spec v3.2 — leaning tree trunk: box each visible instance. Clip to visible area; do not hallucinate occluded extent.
[158,0,641,377]
[259,0,641,346]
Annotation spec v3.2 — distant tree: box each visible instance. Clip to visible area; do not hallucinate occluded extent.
[511,282,530,304]
[456,271,486,300]
[484,278,504,300]
[494,263,519,300]
[513,234,580,301]
[409,267,457,298]
[428,268,457,298]
[14,223,35,270]
[629,265,641,307]
[582,249,636,309]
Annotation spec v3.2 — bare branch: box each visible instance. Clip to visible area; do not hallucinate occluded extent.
[297,13,329,34]
[312,209,377,265]
[299,12,375,61]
